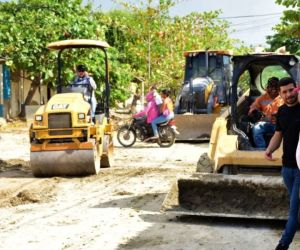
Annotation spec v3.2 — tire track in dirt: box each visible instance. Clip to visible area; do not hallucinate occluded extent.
[0,179,58,207]
[57,167,171,250]
[0,167,178,234]
[0,127,206,249]
[0,159,59,208]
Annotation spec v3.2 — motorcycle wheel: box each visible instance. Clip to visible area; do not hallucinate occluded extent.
[117,126,136,147]
[135,127,145,141]
[157,126,175,148]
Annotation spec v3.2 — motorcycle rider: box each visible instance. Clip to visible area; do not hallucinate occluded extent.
[132,88,160,124]
[148,89,174,140]
[131,86,160,138]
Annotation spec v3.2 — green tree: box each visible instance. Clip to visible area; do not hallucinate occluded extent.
[104,0,240,94]
[267,0,300,54]
[0,0,133,116]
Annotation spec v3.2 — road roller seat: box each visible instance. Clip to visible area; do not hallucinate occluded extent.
[62,84,93,104]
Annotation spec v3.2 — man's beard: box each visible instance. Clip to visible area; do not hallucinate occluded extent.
[286,96,297,105]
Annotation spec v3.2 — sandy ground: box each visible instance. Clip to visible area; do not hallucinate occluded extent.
[0,124,300,250]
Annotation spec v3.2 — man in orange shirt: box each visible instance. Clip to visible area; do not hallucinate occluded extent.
[249,77,283,149]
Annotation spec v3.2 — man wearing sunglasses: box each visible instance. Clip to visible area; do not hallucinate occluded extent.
[71,64,97,121]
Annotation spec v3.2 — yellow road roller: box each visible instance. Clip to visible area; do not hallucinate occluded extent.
[29,39,113,177]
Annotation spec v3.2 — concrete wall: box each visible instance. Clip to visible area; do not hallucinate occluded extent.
[10,71,51,118]
[10,76,21,117]
[0,66,56,120]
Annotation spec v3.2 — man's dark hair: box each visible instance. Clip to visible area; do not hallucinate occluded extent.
[278,77,296,88]
[161,89,170,96]
[76,64,87,72]
[267,77,279,88]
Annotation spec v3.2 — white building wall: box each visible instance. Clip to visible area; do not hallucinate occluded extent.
[10,72,53,118]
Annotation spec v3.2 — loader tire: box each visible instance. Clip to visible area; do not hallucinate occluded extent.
[221,165,238,175]
[196,153,213,173]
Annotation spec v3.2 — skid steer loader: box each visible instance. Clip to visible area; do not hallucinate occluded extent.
[29,39,114,177]
[174,50,232,140]
[162,52,300,219]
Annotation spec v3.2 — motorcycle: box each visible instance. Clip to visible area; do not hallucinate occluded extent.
[117,116,178,148]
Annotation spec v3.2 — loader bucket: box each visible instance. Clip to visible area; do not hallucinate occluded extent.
[174,114,218,141]
[162,173,289,220]
[30,149,100,177]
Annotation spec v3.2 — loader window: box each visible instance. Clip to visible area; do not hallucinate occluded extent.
[209,56,222,82]
[223,56,230,65]
[184,54,223,81]
[185,55,207,80]
[261,66,290,89]
[238,70,250,94]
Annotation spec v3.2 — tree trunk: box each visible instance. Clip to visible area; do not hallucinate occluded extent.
[19,77,41,118]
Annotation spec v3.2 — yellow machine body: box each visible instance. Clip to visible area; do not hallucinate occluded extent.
[162,96,288,220]
[30,93,113,177]
[174,50,232,141]
[162,53,300,219]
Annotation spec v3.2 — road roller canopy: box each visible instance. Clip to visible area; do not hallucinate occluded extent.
[47,39,110,50]
[46,38,111,119]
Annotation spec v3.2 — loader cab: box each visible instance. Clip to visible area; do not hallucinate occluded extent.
[230,53,300,149]
[175,50,232,114]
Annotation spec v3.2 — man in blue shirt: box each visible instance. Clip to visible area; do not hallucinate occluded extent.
[71,65,97,120]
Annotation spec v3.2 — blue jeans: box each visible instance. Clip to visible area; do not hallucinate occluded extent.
[84,95,97,118]
[279,166,300,247]
[151,113,174,137]
[252,121,275,148]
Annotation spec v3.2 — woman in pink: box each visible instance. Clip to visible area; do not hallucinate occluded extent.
[132,90,159,123]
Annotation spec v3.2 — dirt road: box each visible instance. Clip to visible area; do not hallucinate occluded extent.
[0,126,300,250]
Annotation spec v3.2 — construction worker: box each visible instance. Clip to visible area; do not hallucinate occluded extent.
[249,77,283,149]
[71,64,97,120]
[265,77,300,250]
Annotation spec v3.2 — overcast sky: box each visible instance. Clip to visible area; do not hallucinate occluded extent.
[87,0,287,46]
